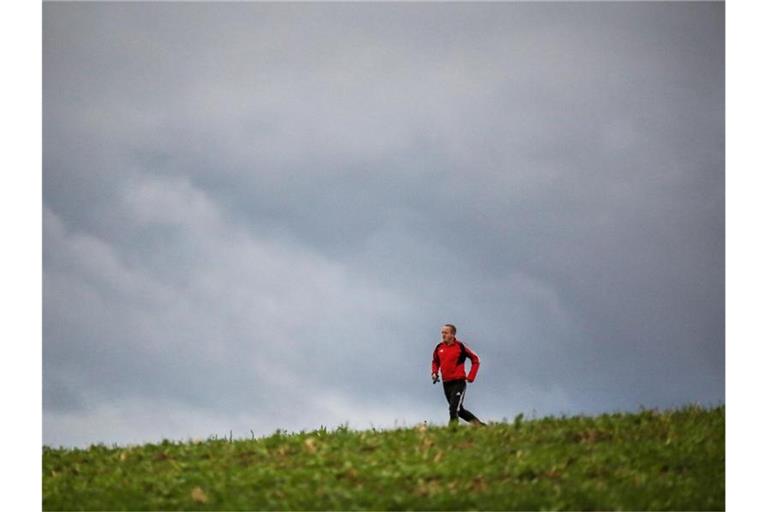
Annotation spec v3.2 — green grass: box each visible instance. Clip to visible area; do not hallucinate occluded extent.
[43,404,724,511]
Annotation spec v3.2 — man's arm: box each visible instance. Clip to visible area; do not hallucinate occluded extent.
[431,345,440,382]
[465,344,480,382]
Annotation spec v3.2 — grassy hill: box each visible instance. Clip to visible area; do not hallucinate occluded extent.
[43,404,724,510]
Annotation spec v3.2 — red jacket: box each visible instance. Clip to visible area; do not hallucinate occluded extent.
[432,339,480,382]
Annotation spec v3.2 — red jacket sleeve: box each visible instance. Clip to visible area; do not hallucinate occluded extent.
[465,344,480,382]
[432,345,440,375]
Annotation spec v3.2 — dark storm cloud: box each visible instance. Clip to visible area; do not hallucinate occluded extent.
[43,2,723,447]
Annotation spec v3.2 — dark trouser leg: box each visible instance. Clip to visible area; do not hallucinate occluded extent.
[444,380,482,424]
[454,380,481,422]
[443,380,464,423]
[458,406,480,423]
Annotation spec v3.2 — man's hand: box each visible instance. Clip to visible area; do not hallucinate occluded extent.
[431,373,439,384]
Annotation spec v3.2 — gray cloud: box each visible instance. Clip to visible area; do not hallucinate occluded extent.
[43,2,723,447]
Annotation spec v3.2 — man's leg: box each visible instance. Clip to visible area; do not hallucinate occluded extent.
[456,381,485,425]
[458,407,481,423]
[443,380,462,424]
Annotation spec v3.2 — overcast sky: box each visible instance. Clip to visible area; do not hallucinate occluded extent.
[43,1,724,448]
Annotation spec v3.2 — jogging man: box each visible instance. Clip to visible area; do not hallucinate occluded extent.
[431,324,486,426]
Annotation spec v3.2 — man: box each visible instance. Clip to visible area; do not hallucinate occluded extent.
[431,324,486,426]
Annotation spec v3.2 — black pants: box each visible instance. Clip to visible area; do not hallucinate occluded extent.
[442,379,480,423]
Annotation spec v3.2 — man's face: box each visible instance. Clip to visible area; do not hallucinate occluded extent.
[441,326,455,343]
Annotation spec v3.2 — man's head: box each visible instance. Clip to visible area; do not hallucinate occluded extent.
[441,324,457,344]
